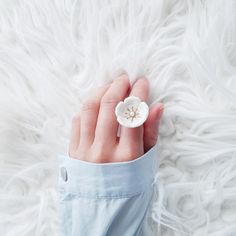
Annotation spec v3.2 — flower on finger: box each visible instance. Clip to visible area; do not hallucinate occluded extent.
[115,96,149,128]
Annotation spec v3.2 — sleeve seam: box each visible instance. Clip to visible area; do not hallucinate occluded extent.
[58,188,151,200]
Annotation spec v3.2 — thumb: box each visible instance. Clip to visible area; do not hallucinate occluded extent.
[143,103,164,152]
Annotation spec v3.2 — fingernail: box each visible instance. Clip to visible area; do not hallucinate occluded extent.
[159,103,164,111]
[158,104,164,118]
[136,76,148,83]
[118,73,129,80]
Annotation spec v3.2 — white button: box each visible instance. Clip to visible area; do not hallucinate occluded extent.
[60,167,68,182]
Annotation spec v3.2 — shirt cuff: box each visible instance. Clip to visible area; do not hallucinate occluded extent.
[57,143,159,198]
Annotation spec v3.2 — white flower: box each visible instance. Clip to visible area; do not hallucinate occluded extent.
[115,96,149,128]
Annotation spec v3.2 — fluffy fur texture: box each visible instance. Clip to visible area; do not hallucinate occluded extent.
[0,0,236,235]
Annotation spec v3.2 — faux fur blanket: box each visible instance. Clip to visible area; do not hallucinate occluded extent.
[0,0,236,235]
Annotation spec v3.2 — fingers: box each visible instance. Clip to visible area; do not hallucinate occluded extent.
[94,74,130,146]
[79,84,110,151]
[69,114,81,156]
[119,77,149,150]
[143,103,164,152]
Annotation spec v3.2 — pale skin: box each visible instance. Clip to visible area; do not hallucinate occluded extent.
[69,74,164,163]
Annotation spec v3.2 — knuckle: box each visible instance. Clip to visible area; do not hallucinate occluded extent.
[90,144,110,163]
[121,145,136,158]
[93,155,107,163]
[125,146,136,156]
[149,133,158,145]
[81,100,99,112]
[101,96,118,106]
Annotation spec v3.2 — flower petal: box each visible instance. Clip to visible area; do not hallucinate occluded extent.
[115,101,125,117]
[124,96,141,106]
[115,96,149,128]
[138,102,149,120]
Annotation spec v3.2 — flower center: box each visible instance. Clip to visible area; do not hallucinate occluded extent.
[130,111,135,117]
[124,106,140,122]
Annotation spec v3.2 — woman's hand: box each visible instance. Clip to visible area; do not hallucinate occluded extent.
[69,74,164,163]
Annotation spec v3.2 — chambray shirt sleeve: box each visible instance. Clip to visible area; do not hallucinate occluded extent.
[57,143,159,236]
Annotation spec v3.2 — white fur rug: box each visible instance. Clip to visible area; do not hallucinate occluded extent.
[1,0,236,235]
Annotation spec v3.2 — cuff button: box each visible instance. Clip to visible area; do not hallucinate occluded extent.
[60,167,68,182]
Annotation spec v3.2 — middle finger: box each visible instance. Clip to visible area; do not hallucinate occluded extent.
[119,77,149,150]
[93,74,130,147]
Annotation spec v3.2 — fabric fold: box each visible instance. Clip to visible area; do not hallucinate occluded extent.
[58,143,159,198]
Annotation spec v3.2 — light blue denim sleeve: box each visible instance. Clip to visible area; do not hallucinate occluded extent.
[57,143,159,236]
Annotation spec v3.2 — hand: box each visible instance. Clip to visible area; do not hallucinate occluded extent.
[69,74,164,163]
